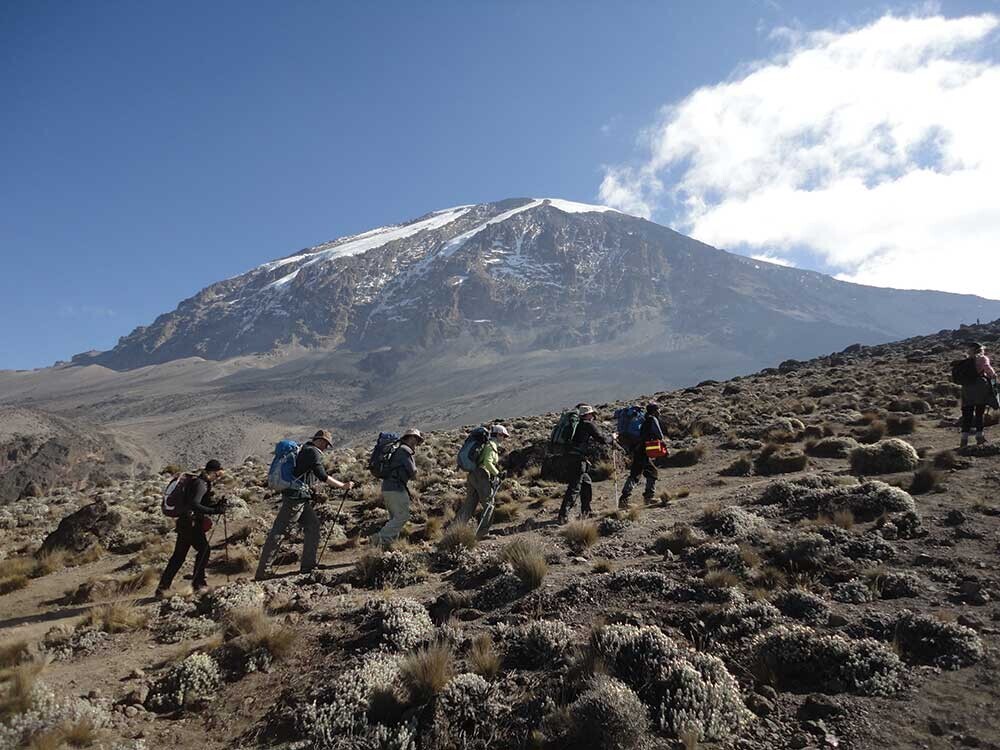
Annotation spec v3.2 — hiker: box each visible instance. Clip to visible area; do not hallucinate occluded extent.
[960,342,997,447]
[455,424,509,536]
[557,405,614,523]
[156,459,227,598]
[618,402,666,509]
[370,428,424,548]
[255,430,353,580]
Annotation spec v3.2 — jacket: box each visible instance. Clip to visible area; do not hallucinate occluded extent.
[569,419,611,454]
[639,416,665,443]
[382,444,417,493]
[186,474,223,517]
[478,440,501,479]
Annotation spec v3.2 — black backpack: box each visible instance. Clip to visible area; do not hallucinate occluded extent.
[162,473,198,517]
[950,358,979,386]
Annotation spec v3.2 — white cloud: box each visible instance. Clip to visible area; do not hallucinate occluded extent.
[600,13,1000,298]
[752,252,794,267]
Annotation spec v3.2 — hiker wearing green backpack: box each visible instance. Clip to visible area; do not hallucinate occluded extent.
[454,424,510,537]
[370,428,424,548]
[554,405,614,523]
[255,429,354,581]
[957,342,997,447]
[618,402,666,509]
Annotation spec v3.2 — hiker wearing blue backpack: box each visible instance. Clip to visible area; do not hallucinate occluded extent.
[155,459,227,598]
[555,405,615,524]
[370,428,424,548]
[255,429,354,581]
[617,402,666,509]
[454,424,510,537]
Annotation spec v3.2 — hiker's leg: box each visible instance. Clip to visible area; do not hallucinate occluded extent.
[191,521,211,589]
[642,458,659,503]
[376,490,411,545]
[975,405,987,442]
[456,473,481,524]
[579,462,593,516]
[961,405,974,434]
[560,461,585,520]
[255,499,296,580]
[299,502,321,572]
[618,450,643,506]
[158,518,192,590]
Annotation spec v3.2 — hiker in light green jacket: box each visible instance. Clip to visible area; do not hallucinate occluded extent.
[455,424,509,536]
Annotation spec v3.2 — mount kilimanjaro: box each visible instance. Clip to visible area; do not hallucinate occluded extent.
[2,196,999,479]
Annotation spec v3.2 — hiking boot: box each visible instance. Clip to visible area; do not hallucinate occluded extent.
[557,513,568,525]
[193,583,210,594]
[976,432,988,446]
[617,500,630,511]
[960,433,971,449]
[580,510,592,520]
[154,587,168,601]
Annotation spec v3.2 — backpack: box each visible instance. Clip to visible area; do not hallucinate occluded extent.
[614,406,645,447]
[368,432,401,479]
[457,426,490,472]
[268,439,303,492]
[549,410,580,449]
[951,358,979,386]
[162,473,198,517]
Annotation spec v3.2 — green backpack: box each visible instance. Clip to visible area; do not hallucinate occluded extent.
[549,410,580,450]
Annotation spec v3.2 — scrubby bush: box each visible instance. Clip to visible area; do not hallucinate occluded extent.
[355,550,425,589]
[428,673,504,750]
[496,620,575,669]
[806,437,860,459]
[199,582,265,621]
[550,676,650,750]
[703,597,783,646]
[894,611,983,669]
[750,625,902,696]
[849,439,920,475]
[364,598,434,652]
[146,653,221,712]
[754,445,808,476]
[720,455,754,476]
[654,524,707,555]
[771,589,830,626]
[588,624,751,742]
[699,506,767,540]
[220,608,295,675]
[909,467,939,495]
[831,579,875,604]
[0,667,109,748]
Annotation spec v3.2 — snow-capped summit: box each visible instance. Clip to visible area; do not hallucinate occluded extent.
[85,197,1000,371]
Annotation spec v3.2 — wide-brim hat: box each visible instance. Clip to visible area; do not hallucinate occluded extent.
[312,429,334,444]
[578,405,596,416]
[402,428,424,443]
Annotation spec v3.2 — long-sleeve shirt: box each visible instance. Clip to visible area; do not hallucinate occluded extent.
[187,475,222,516]
[570,419,611,453]
[382,444,417,493]
[639,416,665,443]
[478,440,501,479]
[293,443,329,485]
[975,354,997,379]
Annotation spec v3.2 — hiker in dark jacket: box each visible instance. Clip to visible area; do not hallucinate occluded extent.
[371,428,424,548]
[156,459,226,598]
[558,405,614,523]
[255,430,353,580]
[618,402,666,509]
[961,342,998,448]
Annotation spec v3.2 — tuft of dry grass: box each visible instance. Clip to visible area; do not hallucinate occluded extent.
[491,503,521,524]
[57,718,99,748]
[500,539,548,590]
[467,634,500,680]
[78,601,148,634]
[858,420,887,444]
[591,560,615,574]
[886,414,917,435]
[663,444,706,467]
[0,575,29,596]
[224,608,295,663]
[625,505,642,522]
[909,467,939,495]
[750,566,789,590]
[933,450,959,469]
[653,524,703,555]
[211,546,254,575]
[703,569,741,589]
[437,524,478,555]
[560,521,599,550]
[0,640,32,670]
[0,659,46,721]
[408,517,444,544]
[738,544,762,569]
[399,643,454,704]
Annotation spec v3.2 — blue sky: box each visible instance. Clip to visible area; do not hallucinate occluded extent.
[2,1,998,370]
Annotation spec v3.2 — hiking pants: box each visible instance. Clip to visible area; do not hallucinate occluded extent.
[560,459,592,518]
[373,489,410,546]
[456,468,493,525]
[619,448,658,506]
[961,405,987,434]
[255,497,320,578]
[159,515,210,590]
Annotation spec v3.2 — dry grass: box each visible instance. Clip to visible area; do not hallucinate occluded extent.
[0,575,28,596]
[437,524,478,555]
[703,569,741,589]
[886,414,917,435]
[560,521,599,550]
[624,505,642,521]
[78,601,148,634]
[0,659,46,721]
[909,467,940,495]
[750,566,789,590]
[653,524,703,555]
[211,545,254,575]
[467,634,500,680]
[224,608,295,663]
[408,517,444,543]
[933,450,959,469]
[57,719,99,747]
[858,420,888,444]
[738,544,762,568]
[663,444,706,467]
[591,560,615,574]
[0,640,31,670]
[492,503,521,523]
[399,643,454,704]
[500,539,548,590]
[66,568,157,604]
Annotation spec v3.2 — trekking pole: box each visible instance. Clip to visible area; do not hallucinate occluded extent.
[318,488,351,567]
[611,450,620,509]
[221,508,231,583]
[476,477,499,539]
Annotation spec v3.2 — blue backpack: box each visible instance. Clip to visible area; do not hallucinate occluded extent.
[268,440,303,491]
[457,427,490,472]
[615,406,645,447]
[369,432,401,479]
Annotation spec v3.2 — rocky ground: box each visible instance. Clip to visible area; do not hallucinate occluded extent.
[1,320,999,750]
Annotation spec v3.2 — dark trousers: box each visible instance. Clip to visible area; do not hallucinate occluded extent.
[158,516,210,590]
[961,405,986,433]
[560,459,592,518]
[619,447,659,505]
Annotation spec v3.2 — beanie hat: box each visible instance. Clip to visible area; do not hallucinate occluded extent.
[205,459,223,472]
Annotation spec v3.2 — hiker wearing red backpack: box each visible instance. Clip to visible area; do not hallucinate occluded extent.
[959,342,998,448]
[156,459,227,598]
[618,403,666,509]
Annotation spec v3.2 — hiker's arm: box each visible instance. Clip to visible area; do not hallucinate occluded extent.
[480,443,500,478]
[979,355,997,379]
[325,475,354,490]
[651,418,665,441]
[189,481,222,515]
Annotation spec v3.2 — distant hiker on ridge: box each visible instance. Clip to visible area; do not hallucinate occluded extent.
[618,402,666,509]
[957,342,998,448]
[454,424,510,538]
[156,459,227,598]
[255,429,353,581]
[370,428,424,548]
[554,405,615,523]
